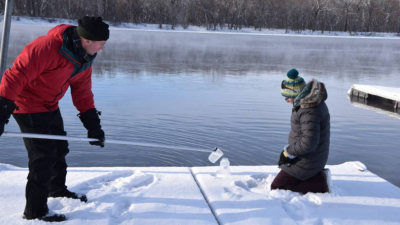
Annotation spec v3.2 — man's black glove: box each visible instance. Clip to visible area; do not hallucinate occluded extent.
[88,129,105,147]
[78,108,105,147]
[0,97,16,136]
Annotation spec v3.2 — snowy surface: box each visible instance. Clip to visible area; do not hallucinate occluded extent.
[1,162,400,224]
[2,16,400,39]
[349,84,400,101]
[193,162,400,225]
[0,165,216,225]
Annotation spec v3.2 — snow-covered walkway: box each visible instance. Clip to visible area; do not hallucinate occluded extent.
[0,162,399,225]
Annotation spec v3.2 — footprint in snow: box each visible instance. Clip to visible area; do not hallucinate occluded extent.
[110,198,132,217]
[232,174,275,195]
[223,187,243,200]
[79,171,157,200]
[98,172,157,221]
[234,180,251,191]
[272,191,323,223]
[281,196,307,221]
[250,174,275,190]
[74,170,136,193]
[107,171,156,192]
[305,193,322,206]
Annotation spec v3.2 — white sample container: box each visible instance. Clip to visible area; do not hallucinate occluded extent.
[208,148,224,163]
[220,158,230,171]
[217,158,231,177]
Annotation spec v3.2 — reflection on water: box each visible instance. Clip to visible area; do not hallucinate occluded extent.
[349,96,400,119]
[1,24,400,187]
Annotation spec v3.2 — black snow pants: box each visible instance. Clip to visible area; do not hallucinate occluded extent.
[13,108,70,219]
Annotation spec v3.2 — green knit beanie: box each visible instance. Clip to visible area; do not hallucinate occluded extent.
[281,68,306,98]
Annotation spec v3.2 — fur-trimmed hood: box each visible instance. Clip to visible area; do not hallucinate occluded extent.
[293,79,328,109]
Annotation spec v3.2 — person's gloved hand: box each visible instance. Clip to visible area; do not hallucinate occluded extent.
[88,128,105,147]
[278,145,297,167]
[78,108,105,147]
[278,150,291,167]
[0,97,16,137]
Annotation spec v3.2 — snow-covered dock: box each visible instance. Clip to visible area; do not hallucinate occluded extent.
[1,162,400,225]
[348,84,400,110]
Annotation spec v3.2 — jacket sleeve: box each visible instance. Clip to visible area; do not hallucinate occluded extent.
[70,66,95,113]
[287,110,320,156]
[0,37,55,101]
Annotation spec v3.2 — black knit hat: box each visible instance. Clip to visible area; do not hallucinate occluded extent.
[77,16,109,41]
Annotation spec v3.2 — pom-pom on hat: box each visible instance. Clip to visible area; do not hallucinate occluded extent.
[281,68,306,98]
[77,16,109,41]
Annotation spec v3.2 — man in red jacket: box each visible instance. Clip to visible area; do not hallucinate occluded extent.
[0,16,109,222]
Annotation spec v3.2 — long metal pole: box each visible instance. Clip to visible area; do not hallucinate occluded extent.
[2,131,214,153]
[0,0,14,79]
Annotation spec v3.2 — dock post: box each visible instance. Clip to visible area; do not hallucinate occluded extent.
[0,0,14,78]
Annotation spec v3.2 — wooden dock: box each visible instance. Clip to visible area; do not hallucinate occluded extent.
[348,85,400,110]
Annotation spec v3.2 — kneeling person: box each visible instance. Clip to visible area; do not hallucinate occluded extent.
[271,69,331,194]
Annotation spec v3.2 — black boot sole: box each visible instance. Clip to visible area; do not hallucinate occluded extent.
[23,214,67,222]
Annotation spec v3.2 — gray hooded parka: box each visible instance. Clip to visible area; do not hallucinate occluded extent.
[281,79,330,181]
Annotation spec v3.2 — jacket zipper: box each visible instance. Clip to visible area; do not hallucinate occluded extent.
[49,66,80,105]
[48,60,88,109]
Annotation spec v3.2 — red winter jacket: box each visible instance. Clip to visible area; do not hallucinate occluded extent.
[0,24,95,114]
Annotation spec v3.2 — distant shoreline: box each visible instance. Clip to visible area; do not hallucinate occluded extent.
[1,16,399,39]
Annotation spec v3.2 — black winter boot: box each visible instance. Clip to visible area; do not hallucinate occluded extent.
[23,211,66,222]
[49,189,88,203]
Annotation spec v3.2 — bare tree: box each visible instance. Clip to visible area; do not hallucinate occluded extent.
[1,0,399,34]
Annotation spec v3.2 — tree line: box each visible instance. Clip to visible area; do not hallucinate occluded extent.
[1,0,400,34]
